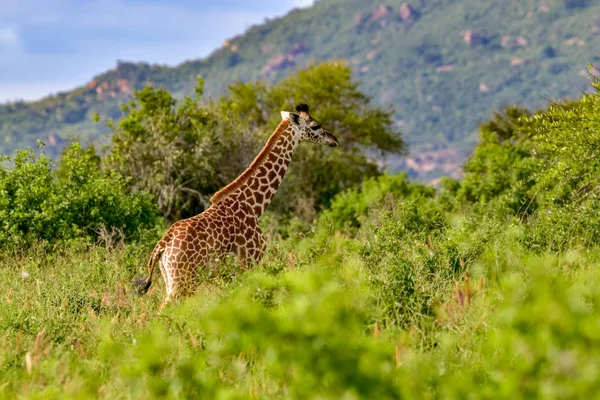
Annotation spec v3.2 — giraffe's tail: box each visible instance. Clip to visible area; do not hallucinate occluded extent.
[133,241,164,296]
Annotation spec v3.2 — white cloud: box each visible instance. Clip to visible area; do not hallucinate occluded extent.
[0,27,19,48]
[290,0,315,8]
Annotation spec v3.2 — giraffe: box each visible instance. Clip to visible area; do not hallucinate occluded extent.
[135,103,339,308]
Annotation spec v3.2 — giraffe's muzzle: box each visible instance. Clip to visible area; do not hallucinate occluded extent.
[325,132,340,147]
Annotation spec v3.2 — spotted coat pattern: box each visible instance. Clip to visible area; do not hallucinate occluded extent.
[136,104,339,308]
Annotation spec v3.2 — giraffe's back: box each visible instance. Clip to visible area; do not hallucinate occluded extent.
[163,210,228,262]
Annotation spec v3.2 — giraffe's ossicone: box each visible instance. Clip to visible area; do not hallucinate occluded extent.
[135,104,339,308]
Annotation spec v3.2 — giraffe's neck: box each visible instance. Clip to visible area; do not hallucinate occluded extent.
[210,120,299,219]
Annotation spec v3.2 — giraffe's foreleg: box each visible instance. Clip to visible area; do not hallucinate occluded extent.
[236,246,249,269]
[253,233,267,264]
[157,295,171,315]
[242,231,267,269]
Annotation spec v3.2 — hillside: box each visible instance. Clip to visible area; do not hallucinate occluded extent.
[1,0,599,179]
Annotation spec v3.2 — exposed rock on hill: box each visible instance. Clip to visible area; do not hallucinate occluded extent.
[261,43,309,75]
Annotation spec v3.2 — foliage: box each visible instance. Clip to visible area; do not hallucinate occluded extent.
[521,78,600,250]
[442,75,600,250]
[318,172,433,232]
[104,80,230,222]
[526,80,600,207]
[0,143,158,246]
[3,199,600,398]
[1,0,600,181]
[216,61,404,220]
[105,62,403,223]
[441,105,538,216]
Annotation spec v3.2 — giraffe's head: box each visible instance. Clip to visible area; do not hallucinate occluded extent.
[281,104,339,147]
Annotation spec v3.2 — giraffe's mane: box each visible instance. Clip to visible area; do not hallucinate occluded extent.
[210,119,291,205]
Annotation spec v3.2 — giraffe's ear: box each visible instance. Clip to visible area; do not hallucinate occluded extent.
[281,111,301,126]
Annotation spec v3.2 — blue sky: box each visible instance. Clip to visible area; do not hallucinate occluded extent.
[0,0,314,103]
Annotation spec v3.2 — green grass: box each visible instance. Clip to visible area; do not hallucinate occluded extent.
[2,208,600,399]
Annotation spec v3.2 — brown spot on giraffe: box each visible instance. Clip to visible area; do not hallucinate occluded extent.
[135,104,339,310]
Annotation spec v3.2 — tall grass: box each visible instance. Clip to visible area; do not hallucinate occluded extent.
[2,199,600,398]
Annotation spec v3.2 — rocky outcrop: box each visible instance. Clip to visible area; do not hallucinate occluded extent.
[47,132,64,147]
[514,36,528,47]
[86,79,98,90]
[87,78,133,100]
[462,30,487,46]
[223,35,241,52]
[261,43,308,75]
[261,54,293,75]
[500,35,528,49]
[222,35,241,48]
[353,3,419,32]
[399,3,417,21]
[372,5,393,21]
[94,81,110,96]
[116,79,132,95]
[436,64,454,72]
[566,37,586,46]
[401,147,462,178]
[353,12,366,28]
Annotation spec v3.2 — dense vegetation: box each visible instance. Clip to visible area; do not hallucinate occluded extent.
[1,0,600,180]
[0,143,158,247]
[2,62,600,398]
[104,62,403,223]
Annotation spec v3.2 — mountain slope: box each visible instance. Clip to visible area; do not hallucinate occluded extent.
[1,0,599,178]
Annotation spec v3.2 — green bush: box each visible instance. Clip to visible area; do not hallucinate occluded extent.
[441,105,537,217]
[427,250,600,399]
[521,79,600,250]
[358,195,450,332]
[105,82,228,223]
[318,172,434,233]
[0,143,158,246]
[442,79,600,251]
[4,223,600,398]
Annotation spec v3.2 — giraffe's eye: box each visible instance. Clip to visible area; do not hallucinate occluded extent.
[310,125,321,131]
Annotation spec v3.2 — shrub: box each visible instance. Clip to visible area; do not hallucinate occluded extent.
[318,172,434,233]
[0,143,159,246]
[442,105,537,217]
[520,80,600,250]
[359,195,451,332]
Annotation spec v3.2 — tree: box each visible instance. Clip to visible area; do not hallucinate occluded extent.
[216,60,405,221]
[104,79,235,222]
[441,105,538,216]
[518,77,600,249]
[105,61,405,223]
